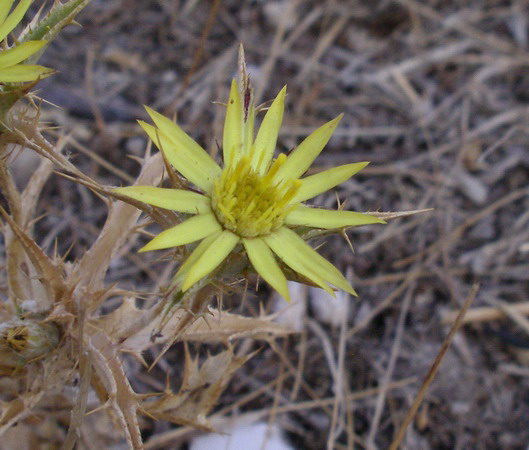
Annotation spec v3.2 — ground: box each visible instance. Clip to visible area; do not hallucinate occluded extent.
[17,0,529,448]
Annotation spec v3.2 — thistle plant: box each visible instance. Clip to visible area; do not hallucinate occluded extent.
[114,53,384,302]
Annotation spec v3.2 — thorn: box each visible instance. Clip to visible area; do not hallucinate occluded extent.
[341,229,355,255]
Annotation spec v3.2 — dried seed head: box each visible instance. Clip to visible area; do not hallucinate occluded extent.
[0,318,60,364]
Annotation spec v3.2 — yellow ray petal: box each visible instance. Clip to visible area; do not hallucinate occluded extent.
[0,1,16,25]
[143,107,221,183]
[223,79,243,166]
[252,86,286,175]
[273,114,343,182]
[181,230,239,291]
[139,213,221,252]
[0,41,46,69]
[268,227,357,296]
[139,121,218,193]
[243,237,290,301]
[242,83,255,156]
[0,0,32,42]
[0,64,53,82]
[291,162,369,203]
[285,205,385,229]
[279,227,356,295]
[264,229,335,296]
[174,231,221,285]
[112,186,211,214]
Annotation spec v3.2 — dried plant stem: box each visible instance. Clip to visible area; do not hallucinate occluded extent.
[326,289,349,449]
[144,377,416,450]
[389,284,479,450]
[441,301,529,325]
[366,280,416,448]
[483,297,529,336]
[62,307,91,450]
[62,359,91,449]
[0,155,22,223]
[266,339,287,448]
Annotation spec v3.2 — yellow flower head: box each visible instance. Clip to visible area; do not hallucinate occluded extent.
[0,0,53,83]
[115,73,384,301]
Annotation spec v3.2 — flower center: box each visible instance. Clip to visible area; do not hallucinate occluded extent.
[211,154,301,238]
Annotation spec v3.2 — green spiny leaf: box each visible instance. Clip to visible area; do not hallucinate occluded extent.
[20,0,92,64]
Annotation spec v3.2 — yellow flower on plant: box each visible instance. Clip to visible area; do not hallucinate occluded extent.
[114,79,384,301]
[0,0,53,83]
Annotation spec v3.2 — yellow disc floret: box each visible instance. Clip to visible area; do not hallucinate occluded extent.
[212,153,301,238]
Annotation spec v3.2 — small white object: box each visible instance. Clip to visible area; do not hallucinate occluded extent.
[309,287,349,327]
[272,281,307,332]
[263,1,298,30]
[190,422,293,450]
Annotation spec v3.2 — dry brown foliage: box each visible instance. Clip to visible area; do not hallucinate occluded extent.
[1,1,529,449]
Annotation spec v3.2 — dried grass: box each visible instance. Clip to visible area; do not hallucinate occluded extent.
[1,0,528,448]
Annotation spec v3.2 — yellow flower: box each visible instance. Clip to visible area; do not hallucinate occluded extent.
[0,0,53,83]
[114,80,384,301]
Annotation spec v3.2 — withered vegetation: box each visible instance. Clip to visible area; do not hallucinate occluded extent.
[1,1,528,449]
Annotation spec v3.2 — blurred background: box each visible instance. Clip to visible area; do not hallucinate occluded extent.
[27,0,529,448]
